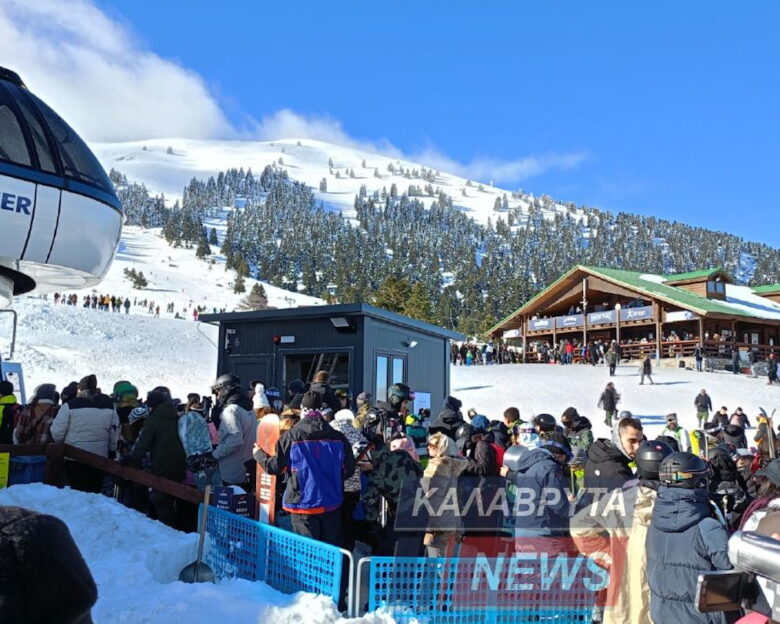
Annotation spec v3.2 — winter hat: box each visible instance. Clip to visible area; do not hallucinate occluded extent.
[755,459,780,487]
[32,384,58,406]
[666,413,678,423]
[442,395,462,412]
[541,432,572,461]
[427,431,459,458]
[300,390,322,410]
[253,391,270,410]
[390,436,420,462]
[112,381,137,400]
[0,380,14,396]
[288,379,307,397]
[470,414,490,433]
[265,387,282,400]
[518,430,541,449]
[335,409,354,421]
[129,405,149,423]
[77,374,97,393]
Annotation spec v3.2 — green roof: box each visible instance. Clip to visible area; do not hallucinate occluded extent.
[489,264,780,336]
[753,284,780,294]
[663,267,728,283]
[582,266,750,317]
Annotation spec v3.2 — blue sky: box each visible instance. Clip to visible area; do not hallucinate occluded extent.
[84,2,780,245]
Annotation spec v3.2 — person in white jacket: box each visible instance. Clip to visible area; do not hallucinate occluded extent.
[662,413,691,452]
[211,374,256,492]
[50,374,119,493]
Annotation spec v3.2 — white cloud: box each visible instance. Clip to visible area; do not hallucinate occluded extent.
[0,0,588,184]
[0,0,232,142]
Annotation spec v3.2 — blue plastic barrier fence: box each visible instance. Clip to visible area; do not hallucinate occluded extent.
[358,556,598,623]
[202,505,351,607]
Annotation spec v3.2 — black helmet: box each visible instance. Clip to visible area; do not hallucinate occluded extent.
[659,452,710,489]
[387,383,412,408]
[561,407,580,428]
[635,439,674,480]
[455,422,475,441]
[212,373,241,395]
[533,413,556,433]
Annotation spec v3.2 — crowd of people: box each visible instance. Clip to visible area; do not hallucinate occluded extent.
[48,292,219,321]
[450,341,520,365]
[1,373,779,623]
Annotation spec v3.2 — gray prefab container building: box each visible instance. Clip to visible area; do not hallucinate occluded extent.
[199,304,462,413]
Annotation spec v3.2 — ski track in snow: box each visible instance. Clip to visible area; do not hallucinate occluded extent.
[0,484,394,624]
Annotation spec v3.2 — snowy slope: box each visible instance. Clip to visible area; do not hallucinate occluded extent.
[451,363,777,441]
[70,224,324,319]
[92,138,572,227]
[7,297,217,400]
[0,484,392,624]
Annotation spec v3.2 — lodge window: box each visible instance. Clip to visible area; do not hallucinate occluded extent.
[707,281,725,296]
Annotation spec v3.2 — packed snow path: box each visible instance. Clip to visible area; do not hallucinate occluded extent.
[452,362,777,440]
[0,484,393,624]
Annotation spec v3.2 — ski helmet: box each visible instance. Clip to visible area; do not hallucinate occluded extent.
[212,374,241,395]
[634,440,674,481]
[659,452,710,489]
[533,413,556,433]
[456,422,475,441]
[387,383,413,408]
[560,407,581,428]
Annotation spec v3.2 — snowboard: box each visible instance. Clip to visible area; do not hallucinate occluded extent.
[255,413,280,525]
[179,411,221,490]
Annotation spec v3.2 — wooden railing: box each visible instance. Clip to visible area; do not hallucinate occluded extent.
[0,443,203,505]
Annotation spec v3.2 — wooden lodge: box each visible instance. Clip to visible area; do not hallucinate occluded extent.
[488,265,780,362]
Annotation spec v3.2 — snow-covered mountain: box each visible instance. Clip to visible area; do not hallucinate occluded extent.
[93,137,578,227]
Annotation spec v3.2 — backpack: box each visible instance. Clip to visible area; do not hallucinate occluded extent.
[0,403,22,444]
[490,442,505,469]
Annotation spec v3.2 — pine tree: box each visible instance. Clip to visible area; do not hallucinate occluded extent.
[238,283,269,310]
[405,283,434,322]
[362,159,367,168]
[319,178,328,192]
[209,228,218,245]
[373,276,411,313]
[233,274,246,294]
[166,146,174,155]
[196,234,211,258]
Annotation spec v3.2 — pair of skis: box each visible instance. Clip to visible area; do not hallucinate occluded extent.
[759,408,777,460]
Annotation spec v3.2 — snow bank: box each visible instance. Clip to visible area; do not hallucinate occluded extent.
[0,484,393,624]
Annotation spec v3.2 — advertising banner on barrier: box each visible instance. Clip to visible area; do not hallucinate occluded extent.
[556,314,584,329]
[528,318,554,332]
[665,310,698,323]
[620,305,653,322]
[587,310,616,325]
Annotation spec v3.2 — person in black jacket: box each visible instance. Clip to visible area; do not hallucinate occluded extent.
[129,387,187,528]
[583,416,643,498]
[597,382,620,427]
[253,391,355,546]
[694,389,713,428]
[308,370,341,415]
[457,416,498,477]
[708,406,730,430]
[428,395,465,440]
[0,506,97,624]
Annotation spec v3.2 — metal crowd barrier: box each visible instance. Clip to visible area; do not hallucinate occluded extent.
[202,505,354,610]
